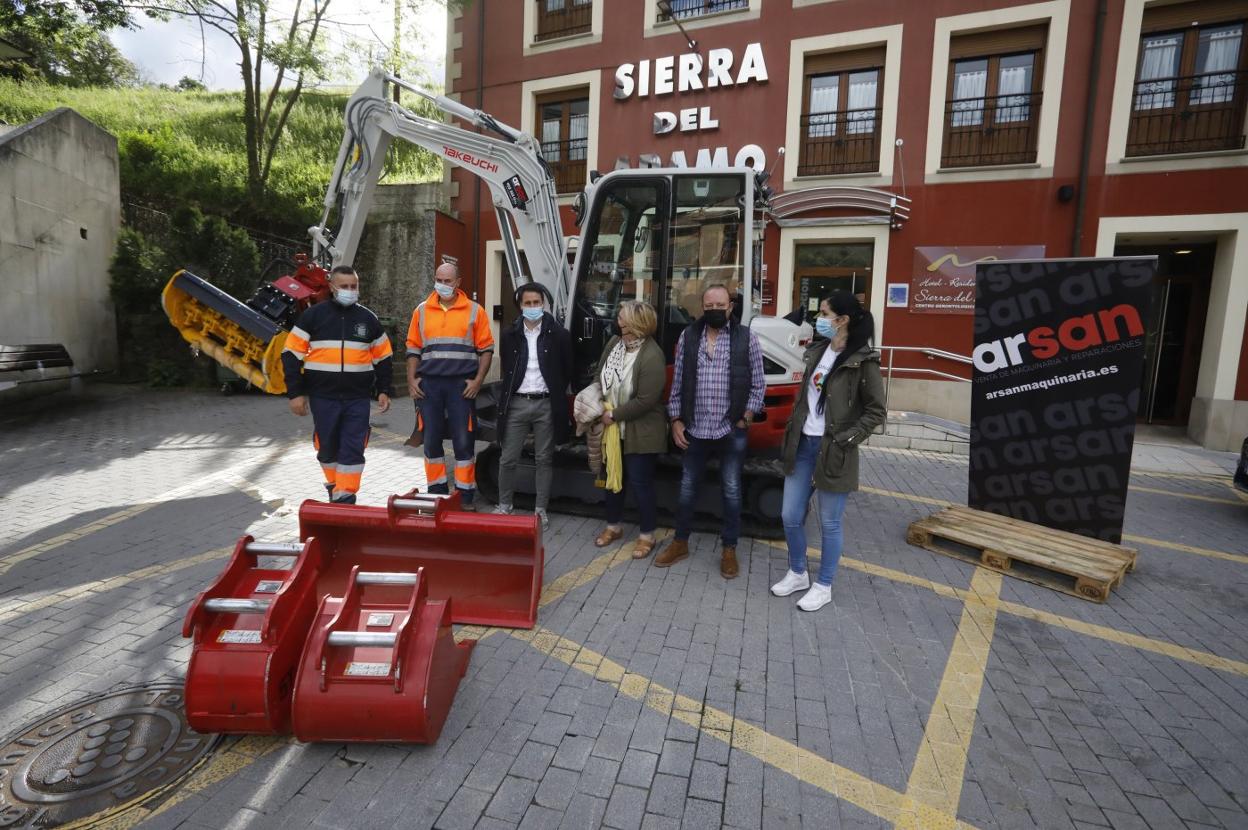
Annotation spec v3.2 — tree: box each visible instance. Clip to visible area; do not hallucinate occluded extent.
[0,0,139,86]
[175,75,207,91]
[141,0,335,205]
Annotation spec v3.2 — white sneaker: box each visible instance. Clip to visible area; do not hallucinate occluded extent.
[770,570,810,597]
[493,504,514,515]
[796,582,832,612]
[535,508,549,529]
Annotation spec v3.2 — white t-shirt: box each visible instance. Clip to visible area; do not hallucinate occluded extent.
[803,347,840,437]
[517,322,548,394]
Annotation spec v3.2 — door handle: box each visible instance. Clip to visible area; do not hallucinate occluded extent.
[582,317,594,339]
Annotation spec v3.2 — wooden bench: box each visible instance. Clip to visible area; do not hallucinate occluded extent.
[907,505,1137,602]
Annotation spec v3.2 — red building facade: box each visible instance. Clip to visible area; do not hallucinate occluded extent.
[441,0,1248,450]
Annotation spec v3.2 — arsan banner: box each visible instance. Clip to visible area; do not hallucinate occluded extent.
[968,257,1157,543]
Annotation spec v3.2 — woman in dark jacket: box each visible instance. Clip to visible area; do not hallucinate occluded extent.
[594,300,668,558]
[771,291,886,611]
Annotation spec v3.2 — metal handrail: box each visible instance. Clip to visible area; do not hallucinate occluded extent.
[874,344,972,435]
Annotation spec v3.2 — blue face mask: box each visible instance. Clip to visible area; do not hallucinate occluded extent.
[815,318,838,340]
[434,282,455,299]
[522,307,544,321]
[333,288,359,307]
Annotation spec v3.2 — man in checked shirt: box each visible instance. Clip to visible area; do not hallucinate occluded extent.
[659,284,766,578]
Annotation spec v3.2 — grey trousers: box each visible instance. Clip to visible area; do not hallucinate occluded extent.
[498,395,555,510]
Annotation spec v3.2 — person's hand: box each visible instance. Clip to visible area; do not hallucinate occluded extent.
[463,377,483,399]
[672,419,689,450]
[376,393,391,414]
[408,376,424,400]
[601,411,614,426]
[288,396,309,417]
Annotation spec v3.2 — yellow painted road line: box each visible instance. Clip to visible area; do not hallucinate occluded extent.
[511,626,980,830]
[1129,484,1244,506]
[788,546,1248,680]
[859,485,1247,565]
[61,734,288,830]
[900,570,1003,827]
[0,546,233,625]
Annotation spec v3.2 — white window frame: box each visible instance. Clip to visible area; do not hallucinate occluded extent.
[1105,0,1248,174]
[783,25,903,189]
[924,0,1071,184]
[775,224,889,344]
[523,0,603,56]
[521,70,602,204]
[642,0,762,39]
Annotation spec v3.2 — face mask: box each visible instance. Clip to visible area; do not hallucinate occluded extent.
[333,288,359,307]
[815,318,838,340]
[703,309,728,329]
[522,307,544,321]
[434,282,456,299]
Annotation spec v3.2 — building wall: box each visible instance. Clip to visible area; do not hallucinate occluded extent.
[0,108,120,384]
[446,0,1248,449]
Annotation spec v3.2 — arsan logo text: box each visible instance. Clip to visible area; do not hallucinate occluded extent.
[974,304,1144,374]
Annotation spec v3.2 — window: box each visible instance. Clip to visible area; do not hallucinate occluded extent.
[798,47,884,176]
[941,25,1045,168]
[665,176,746,355]
[534,0,592,43]
[658,0,748,22]
[536,92,589,193]
[1128,2,1247,156]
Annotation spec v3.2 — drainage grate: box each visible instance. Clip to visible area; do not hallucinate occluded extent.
[0,683,217,828]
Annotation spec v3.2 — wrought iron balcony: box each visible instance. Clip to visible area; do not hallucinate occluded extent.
[797,109,883,176]
[534,0,592,42]
[940,90,1041,168]
[657,0,748,22]
[540,138,588,193]
[1127,70,1248,156]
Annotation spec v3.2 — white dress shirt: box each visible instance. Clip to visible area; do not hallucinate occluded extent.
[516,322,549,394]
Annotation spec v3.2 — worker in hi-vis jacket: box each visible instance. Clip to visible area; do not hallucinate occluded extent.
[405,262,494,510]
[282,265,394,504]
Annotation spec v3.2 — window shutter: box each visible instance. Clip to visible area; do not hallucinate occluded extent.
[805,45,887,77]
[950,23,1049,59]
[1141,0,1247,33]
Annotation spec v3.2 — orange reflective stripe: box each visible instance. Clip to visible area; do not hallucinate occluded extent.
[454,462,476,486]
[335,470,362,493]
[321,464,337,485]
[424,460,447,485]
[305,347,372,366]
[284,326,311,355]
[313,432,320,451]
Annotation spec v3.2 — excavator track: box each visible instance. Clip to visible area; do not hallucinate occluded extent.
[474,444,786,540]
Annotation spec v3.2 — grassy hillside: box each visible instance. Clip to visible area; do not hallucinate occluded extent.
[0,80,443,235]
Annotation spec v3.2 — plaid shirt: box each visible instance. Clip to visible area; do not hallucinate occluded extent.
[667,325,766,439]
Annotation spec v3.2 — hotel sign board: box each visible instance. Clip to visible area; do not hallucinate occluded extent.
[911,246,1046,314]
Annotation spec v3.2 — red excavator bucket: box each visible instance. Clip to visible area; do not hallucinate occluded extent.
[182,536,324,734]
[299,491,544,629]
[290,565,475,743]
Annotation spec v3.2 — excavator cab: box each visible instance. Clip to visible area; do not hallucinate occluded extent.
[570,170,759,387]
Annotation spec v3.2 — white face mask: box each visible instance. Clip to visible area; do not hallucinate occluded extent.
[334,288,359,306]
[434,282,456,299]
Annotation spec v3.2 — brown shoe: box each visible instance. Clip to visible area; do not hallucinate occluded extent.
[631,537,656,559]
[595,526,623,548]
[653,539,689,568]
[720,546,739,579]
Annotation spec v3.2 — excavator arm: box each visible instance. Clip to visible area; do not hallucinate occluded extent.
[311,69,574,324]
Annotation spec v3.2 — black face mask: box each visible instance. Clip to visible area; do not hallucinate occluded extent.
[703,309,728,329]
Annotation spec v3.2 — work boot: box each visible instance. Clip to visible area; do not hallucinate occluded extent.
[331,492,357,505]
[720,545,739,579]
[324,483,335,501]
[653,539,689,568]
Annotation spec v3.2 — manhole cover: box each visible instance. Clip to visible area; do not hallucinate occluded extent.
[0,684,217,828]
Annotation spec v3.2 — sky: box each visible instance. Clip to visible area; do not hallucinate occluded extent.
[111,1,448,91]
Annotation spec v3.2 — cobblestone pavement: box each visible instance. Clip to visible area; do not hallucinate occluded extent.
[1,385,1245,830]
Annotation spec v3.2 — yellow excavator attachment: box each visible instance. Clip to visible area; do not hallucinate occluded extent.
[161,270,289,394]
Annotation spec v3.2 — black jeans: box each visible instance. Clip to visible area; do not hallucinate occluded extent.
[604,452,659,534]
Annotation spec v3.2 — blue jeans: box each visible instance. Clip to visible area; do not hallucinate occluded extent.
[604,453,659,534]
[675,427,749,546]
[419,375,477,505]
[782,434,848,587]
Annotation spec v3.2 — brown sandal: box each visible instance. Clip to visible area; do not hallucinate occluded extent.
[595,527,623,547]
[631,537,656,559]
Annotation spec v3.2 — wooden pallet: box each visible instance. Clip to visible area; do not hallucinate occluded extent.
[906,505,1137,602]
